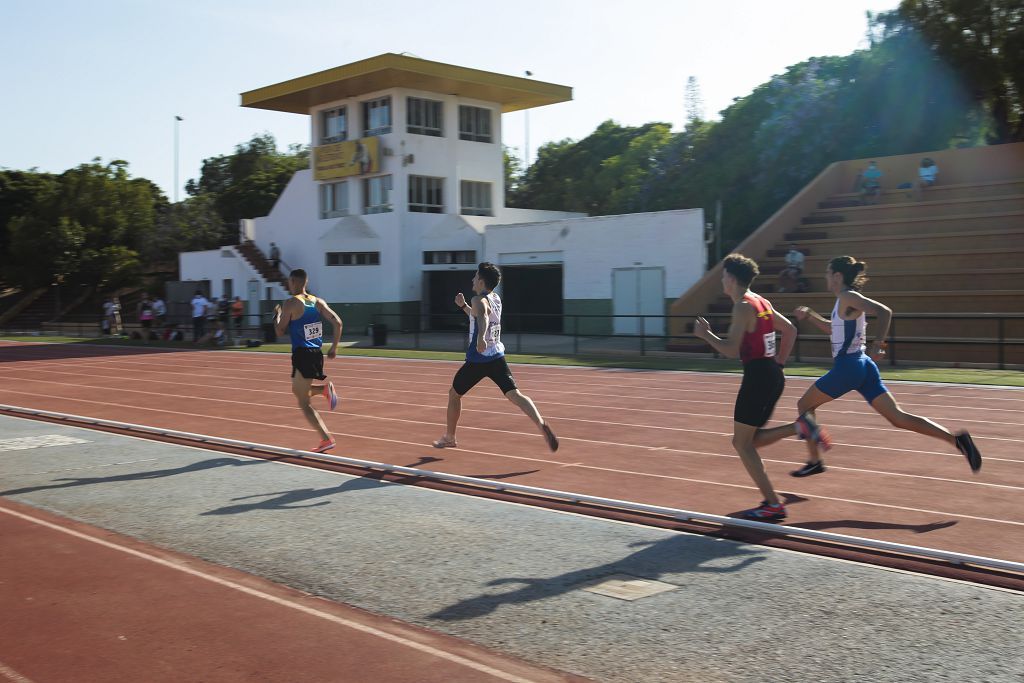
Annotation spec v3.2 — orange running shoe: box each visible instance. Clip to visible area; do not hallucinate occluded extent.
[323,381,338,411]
[312,438,336,453]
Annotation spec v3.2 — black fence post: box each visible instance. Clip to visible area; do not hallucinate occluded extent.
[640,316,646,356]
[795,321,802,363]
[573,315,579,355]
[998,316,1005,370]
[516,313,522,354]
[889,316,896,366]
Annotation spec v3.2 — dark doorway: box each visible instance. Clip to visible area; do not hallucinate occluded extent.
[426,270,475,330]
[501,265,563,333]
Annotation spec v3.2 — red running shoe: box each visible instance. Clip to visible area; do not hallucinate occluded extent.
[741,501,787,521]
[312,438,336,453]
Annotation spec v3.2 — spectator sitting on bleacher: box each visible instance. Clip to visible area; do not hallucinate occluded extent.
[778,244,806,293]
[858,161,883,205]
[914,157,938,201]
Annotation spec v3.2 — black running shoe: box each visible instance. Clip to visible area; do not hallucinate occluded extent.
[541,422,559,452]
[790,461,826,477]
[955,431,982,472]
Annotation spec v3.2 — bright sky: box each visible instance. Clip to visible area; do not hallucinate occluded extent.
[1,0,899,200]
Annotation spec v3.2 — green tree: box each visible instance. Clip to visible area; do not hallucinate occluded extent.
[186,133,310,235]
[4,159,162,289]
[874,0,1024,142]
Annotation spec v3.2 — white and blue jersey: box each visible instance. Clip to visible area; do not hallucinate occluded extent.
[830,299,866,357]
[466,292,505,363]
[815,296,888,403]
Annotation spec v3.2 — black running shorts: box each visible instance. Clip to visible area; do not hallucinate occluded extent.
[291,347,326,380]
[452,356,517,396]
[734,358,786,427]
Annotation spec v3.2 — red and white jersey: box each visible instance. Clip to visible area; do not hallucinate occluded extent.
[739,292,777,364]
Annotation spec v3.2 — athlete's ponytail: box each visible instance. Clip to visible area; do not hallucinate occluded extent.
[829,255,868,290]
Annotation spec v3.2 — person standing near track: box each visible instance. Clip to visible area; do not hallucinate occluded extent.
[433,262,559,452]
[787,255,982,477]
[694,254,798,520]
[273,268,341,454]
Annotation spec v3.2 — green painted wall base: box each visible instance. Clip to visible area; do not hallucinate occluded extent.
[328,301,419,336]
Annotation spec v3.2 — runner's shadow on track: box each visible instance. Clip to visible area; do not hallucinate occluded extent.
[789,520,958,534]
[429,535,767,622]
[0,457,264,496]
[464,470,540,480]
[201,476,386,515]
[0,339,219,364]
[723,492,809,520]
[201,457,438,515]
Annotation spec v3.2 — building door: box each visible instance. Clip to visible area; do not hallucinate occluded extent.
[426,270,475,330]
[501,264,563,333]
[246,280,260,321]
[613,267,665,336]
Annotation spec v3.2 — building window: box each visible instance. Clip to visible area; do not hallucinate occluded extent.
[407,97,443,137]
[408,175,444,213]
[460,180,493,216]
[362,96,392,136]
[363,175,393,214]
[326,251,380,266]
[458,105,492,142]
[423,250,477,265]
[321,107,347,144]
[319,181,348,219]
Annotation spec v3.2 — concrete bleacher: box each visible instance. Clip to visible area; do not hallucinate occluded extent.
[670,143,1024,367]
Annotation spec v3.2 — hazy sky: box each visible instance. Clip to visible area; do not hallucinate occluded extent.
[1,0,898,199]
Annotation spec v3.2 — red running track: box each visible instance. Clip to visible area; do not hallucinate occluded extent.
[0,497,589,683]
[1,341,1022,567]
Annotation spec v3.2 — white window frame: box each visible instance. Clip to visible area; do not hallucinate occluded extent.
[363,175,393,214]
[460,180,493,216]
[408,175,444,213]
[362,96,392,136]
[423,250,476,265]
[319,181,349,219]
[320,106,347,144]
[458,105,492,143]
[326,251,380,267]
[407,97,443,137]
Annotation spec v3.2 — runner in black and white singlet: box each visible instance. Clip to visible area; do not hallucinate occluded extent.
[433,262,559,452]
[273,268,342,454]
[790,255,982,477]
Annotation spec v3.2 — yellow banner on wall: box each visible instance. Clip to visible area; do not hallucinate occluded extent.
[313,136,381,180]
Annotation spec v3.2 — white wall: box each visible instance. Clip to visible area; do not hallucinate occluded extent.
[178,248,259,300]
[483,209,706,300]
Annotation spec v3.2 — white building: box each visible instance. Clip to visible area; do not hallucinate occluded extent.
[179,54,705,335]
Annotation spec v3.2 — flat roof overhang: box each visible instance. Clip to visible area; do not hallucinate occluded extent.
[241,53,572,114]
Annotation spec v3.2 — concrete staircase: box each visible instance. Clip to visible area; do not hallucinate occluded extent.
[669,144,1024,367]
[236,242,288,287]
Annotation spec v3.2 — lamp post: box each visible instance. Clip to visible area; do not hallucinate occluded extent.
[524,71,532,167]
[174,116,183,203]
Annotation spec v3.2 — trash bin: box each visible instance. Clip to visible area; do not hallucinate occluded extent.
[371,323,388,346]
[262,322,277,343]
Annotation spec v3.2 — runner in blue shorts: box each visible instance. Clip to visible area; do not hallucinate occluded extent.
[788,255,982,477]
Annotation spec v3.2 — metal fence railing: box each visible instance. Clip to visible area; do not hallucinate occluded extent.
[368,312,1024,369]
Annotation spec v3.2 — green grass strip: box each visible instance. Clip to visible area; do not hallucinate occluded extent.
[2,335,1020,387]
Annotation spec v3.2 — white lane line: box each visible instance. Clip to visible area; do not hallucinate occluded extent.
[3,366,1023,453]
[0,504,546,683]
[5,376,1024,477]
[0,660,36,683]
[1,396,1022,527]
[2,382,1023,491]
[14,355,1022,415]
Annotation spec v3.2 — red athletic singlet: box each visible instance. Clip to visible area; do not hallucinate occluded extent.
[739,292,777,364]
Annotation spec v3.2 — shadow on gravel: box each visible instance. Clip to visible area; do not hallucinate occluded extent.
[430,534,767,621]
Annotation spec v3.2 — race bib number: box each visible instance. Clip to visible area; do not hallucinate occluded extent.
[303,321,323,342]
[488,324,501,345]
[763,332,777,357]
